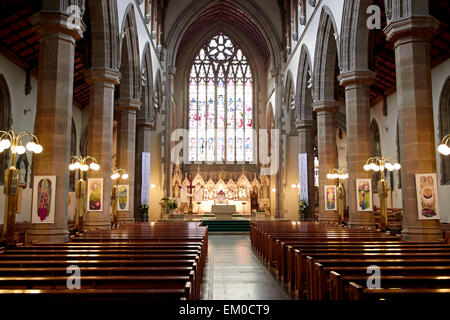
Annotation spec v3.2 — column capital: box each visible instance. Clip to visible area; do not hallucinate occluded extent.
[271,67,281,78]
[84,68,121,86]
[167,65,177,75]
[312,100,339,113]
[296,119,314,131]
[338,69,376,88]
[136,119,155,129]
[115,98,141,112]
[31,11,85,42]
[384,15,439,45]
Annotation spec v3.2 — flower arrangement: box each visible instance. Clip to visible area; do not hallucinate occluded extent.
[166,199,178,212]
[298,200,308,220]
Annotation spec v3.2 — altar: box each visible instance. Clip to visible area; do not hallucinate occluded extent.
[211,204,236,220]
[175,170,263,215]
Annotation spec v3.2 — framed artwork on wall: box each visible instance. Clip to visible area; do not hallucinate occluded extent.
[415,173,440,220]
[356,179,373,212]
[324,185,337,211]
[117,184,130,211]
[87,178,103,212]
[31,176,56,224]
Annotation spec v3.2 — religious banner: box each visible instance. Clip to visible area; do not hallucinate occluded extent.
[87,178,103,212]
[298,153,308,204]
[324,185,337,211]
[356,179,373,211]
[415,173,440,220]
[31,176,56,224]
[141,152,150,206]
[117,184,130,211]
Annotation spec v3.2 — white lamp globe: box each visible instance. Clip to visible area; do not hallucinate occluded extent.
[393,163,401,170]
[385,163,393,171]
[326,174,331,179]
[80,164,89,171]
[26,141,36,151]
[363,164,370,171]
[90,163,100,171]
[122,173,129,180]
[16,145,26,154]
[373,165,380,172]
[69,164,76,171]
[111,173,120,180]
[0,139,11,150]
[34,144,43,154]
[73,162,81,169]
[438,144,449,155]
[291,183,296,188]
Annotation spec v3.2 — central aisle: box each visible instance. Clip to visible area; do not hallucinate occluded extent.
[201,234,292,300]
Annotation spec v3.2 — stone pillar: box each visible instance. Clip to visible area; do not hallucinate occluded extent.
[273,68,283,217]
[313,101,339,223]
[296,119,315,221]
[26,11,84,243]
[338,70,376,228]
[385,15,443,241]
[115,98,141,223]
[164,66,176,198]
[134,120,153,221]
[82,68,120,230]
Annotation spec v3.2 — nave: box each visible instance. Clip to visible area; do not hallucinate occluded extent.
[1,220,450,302]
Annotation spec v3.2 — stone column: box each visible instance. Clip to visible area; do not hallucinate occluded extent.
[385,15,443,241]
[26,12,84,243]
[164,66,176,198]
[134,120,153,221]
[115,98,141,223]
[273,68,283,217]
[313,101,339,223]
[82,68,120,230]
[338,70,376,228]
[296,119,315,221]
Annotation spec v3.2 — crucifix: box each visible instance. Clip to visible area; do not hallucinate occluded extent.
[186,175,195,211]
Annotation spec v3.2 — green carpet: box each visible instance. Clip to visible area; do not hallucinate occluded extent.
[201,220,250,232]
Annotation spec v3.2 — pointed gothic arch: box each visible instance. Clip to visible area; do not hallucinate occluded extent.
[439,77,450,185]
[313,6,341,102]
[0,74,12,185]
[296,44,313,121]
[118,4,141,101]
[139,42,155,125]
[186,32,255,163]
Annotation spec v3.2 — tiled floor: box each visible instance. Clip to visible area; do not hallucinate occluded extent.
[201,234,292,300]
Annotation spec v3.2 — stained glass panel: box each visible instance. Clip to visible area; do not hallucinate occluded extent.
[188,33,254,163]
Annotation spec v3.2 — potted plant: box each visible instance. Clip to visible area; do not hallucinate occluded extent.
[166,199,178,214]
[298,200,308,221]
[139,204,149,222]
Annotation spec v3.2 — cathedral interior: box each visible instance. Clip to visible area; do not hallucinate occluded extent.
[0,0,449,307]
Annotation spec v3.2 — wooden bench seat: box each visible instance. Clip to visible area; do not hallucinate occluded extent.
[348,282,450,300]
[331,272,450,300]
[0,288,190,301]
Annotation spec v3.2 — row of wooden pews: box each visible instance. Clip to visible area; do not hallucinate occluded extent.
[0,222,207,301]
[251,221,450,300]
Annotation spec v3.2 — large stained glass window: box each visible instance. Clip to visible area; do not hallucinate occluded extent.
[188,33,254,163]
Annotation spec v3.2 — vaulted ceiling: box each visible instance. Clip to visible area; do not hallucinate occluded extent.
[178,0,271,63]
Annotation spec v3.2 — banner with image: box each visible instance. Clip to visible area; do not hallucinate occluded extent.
[356,179,373,211]
[117,184,130,211]
[31,176,56,224]
[87,178,103,212]
[415,173,440,220]
[324,185,337,211]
